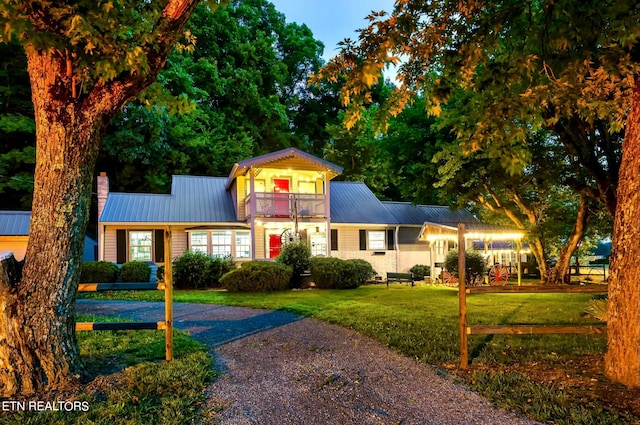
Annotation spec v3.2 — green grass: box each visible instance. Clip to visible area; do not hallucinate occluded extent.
[1,315,215,425]
[78,284,637,424]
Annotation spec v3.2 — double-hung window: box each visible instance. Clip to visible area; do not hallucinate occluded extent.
[211,231,232,258]
[235,231,251,258]
[129,231,152,261]
[190,232,209,254]
[368,231,386,250]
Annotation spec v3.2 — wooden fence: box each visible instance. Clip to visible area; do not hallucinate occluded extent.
[76,226,174,361]
[456,224,608,368]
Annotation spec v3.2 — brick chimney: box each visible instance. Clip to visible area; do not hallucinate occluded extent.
[97,172,109,221]
[97,172,109,261]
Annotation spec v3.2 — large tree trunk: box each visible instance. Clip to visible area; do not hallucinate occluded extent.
[550,195,592,284]
[605,76,640,387]
[0,49,109,396]
[0,0,200,398]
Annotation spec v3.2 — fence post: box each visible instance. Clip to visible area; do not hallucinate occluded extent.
[164,226,173,361]
[458,223,468,369]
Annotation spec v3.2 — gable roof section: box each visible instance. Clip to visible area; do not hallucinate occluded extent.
[100,176,238,223]
[330,182,399,224]
[226,148,343,188]
[0,211,31,236]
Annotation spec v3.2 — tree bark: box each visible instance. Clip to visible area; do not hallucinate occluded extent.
[0,49,109,396]
[550,195,592,284]
[0,0,201,397]
[605,75,640,387]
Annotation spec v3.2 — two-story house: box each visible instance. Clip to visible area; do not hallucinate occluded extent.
[97,148,526,276]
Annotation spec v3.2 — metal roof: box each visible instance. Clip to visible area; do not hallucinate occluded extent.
[0,211,31,235]
[100,176,239,223]
[382,201,480,226]
[330,182,399,224]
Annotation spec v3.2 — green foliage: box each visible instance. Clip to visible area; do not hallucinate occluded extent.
[97,1,336,193]
[119,261,151,282]
[410,264,431,278]
[277,241,311,288]
[444,250,487,284]
[79,261,119,283]
[584,298,608,322]
[309,257,359,289]
[220,261,292,292]
[172,251,235,290]
[0,40,35,209]
[346,259,375,284]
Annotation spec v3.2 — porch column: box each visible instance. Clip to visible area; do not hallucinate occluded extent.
[324,172,331,257]
[250,167,256,260]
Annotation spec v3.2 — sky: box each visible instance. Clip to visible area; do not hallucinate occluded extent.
[269,0,396,63]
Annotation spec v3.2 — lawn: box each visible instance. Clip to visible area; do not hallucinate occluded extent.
[1,316,215,425]
[78,284,639,424]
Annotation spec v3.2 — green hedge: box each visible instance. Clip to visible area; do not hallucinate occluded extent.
[410,264,430,279]
[309,257,359,289]
[79,261,119,283]
[444,249,487,284]
[220,261,292,292]
[276,241,311,288]
[172,251,235,289]
[346,259,375,284]
[120,261,151,282]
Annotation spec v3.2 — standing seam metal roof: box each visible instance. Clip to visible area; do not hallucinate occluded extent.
[100,176,239,223]
[0,211,31,235]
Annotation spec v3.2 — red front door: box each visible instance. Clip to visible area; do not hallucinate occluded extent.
[273,178,290,216]
[269,234,282,258]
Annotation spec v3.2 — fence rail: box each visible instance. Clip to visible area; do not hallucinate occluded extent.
[76,226,174,361]
[456,223,608,369]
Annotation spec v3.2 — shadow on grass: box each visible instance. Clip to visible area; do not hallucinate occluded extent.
[468,296,528,363]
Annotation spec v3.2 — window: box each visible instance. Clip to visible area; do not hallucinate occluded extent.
[190,232,208,254]
[310,232,327,256]
[368,231,386,250]
[129,231,152,261]
[235,231,251,258]
[211,231,232,258]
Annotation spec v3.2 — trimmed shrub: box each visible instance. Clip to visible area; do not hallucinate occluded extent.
[206,256,236,288]
[309,257,359,289]
[346,259,375,284]
[410,264,430,279]
[445,249,487,285]
[120,261,151,282]
[172,251,235,289]
[173,251,210,289]
[220,261,292,292]
[277,241,311,288]
[79,261,119,283]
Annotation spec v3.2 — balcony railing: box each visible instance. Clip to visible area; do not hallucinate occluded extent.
[245,192,326,218]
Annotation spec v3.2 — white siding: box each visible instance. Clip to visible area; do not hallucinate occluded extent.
[104,228,117,262]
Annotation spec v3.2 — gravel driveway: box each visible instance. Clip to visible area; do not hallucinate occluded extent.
[76,300,541,425]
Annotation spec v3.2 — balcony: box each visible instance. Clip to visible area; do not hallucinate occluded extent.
[245,192,326,218]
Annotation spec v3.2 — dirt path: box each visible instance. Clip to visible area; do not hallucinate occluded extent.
[76,300,541,425]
